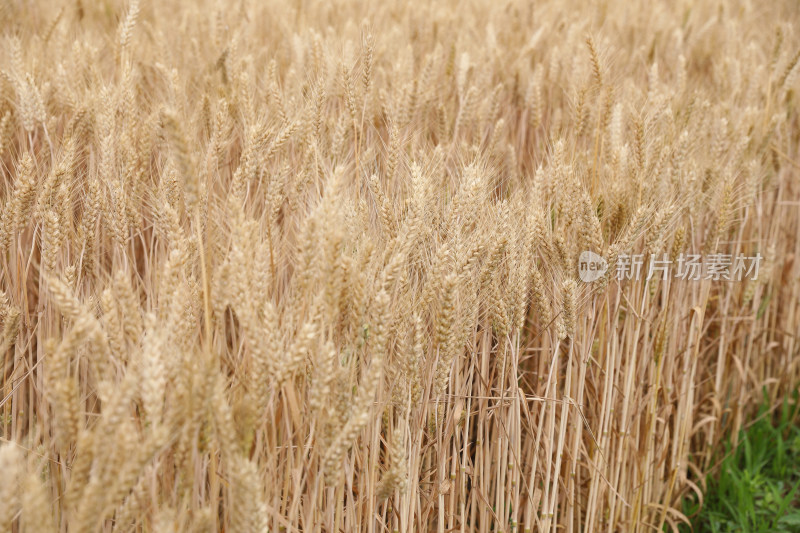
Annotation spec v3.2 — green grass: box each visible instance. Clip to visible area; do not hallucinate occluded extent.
[682,390,800,532]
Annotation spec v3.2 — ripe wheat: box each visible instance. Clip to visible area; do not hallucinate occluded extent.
[1,0,799,531]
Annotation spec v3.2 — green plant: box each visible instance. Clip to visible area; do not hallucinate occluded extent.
[684,390,800,532]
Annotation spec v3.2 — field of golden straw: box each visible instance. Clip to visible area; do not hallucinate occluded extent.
[0,0,799,531]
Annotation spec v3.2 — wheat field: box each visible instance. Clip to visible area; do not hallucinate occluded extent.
[0,0,799,531]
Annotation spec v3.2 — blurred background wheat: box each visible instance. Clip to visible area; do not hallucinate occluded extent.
[0,0,799,531]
